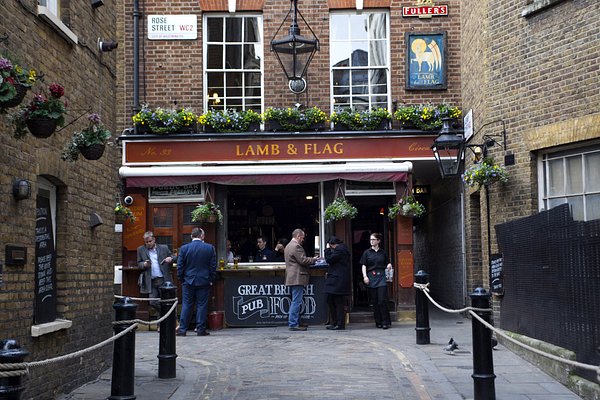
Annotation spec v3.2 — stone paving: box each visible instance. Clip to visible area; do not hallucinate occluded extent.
[59,309,582,400]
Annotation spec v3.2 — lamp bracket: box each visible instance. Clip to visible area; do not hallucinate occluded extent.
[469,119,506,152]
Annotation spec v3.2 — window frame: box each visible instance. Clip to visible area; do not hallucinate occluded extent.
[329,9,391,113]
[538,142,600,221]
[37,0,78,44]
[203,13,264,112]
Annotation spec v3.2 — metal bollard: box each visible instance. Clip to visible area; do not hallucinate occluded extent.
[158,282,177,379]
[414,270,430,344]
[0,340,29,400]
[109,297,138,400]
[470,287,496,400]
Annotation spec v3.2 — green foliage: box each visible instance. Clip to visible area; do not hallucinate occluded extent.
[198,109,261,132]
[324,198,358,223]
[132,105,198,134]
[0,54,37,107]
[191,202,224,224]
[115,203,136,223]
[263,106,327,131]
[330,107,391,130]
[11,83,67,138]
[61,113,112,162]
[462,157,509,189]
[388,195,426,219]
[394,103,461,131]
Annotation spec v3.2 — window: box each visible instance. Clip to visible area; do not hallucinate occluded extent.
[330,11,390,111]
[204,14,263,111]
[540,145,600,221]
[37,0,78,44]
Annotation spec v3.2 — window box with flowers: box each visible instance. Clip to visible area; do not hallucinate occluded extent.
[462,157,509,189]
[388,195,426,219]
[191,202,224,224]
[11,83,67,138]
[0,55,37,111]
[324,198,358,223]
[132,105,198,134]
[330,107,391,131]
[61,113,112,162]
[198,109,261,133]
[263,106,327,132]
[115,203,136,223]
[394,103,461,131]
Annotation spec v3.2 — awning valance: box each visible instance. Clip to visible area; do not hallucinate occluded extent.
[120,161,412,187]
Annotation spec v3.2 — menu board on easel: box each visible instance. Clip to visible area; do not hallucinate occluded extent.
[35,195,57,324]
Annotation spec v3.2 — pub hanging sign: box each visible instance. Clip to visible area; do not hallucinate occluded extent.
[403,0,448,19]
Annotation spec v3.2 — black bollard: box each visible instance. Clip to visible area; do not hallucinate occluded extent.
[414,270,430,344]
[109,297,138,400]
[158,282,177,379]
[470,287,496,400]
[0,339,29,400]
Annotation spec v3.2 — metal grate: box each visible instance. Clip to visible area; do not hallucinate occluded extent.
[496,204,600,381]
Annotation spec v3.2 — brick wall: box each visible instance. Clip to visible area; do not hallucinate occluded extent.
[0,1,119,398]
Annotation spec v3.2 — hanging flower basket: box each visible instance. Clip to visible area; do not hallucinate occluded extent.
[0,83,28,109]
[324,198,358,223]
[115,203,136,223]
[26,117,57,138]
[79,143,106,160]
[462,158,509,189]
[388,195,426,219]
[330,107,391,131]
[191,202,223,224]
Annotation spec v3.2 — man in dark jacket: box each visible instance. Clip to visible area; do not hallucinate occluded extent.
[323,236,351,330]
[137,231,175,315]
[177,227,216,336]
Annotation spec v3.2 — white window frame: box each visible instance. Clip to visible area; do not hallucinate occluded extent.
[329,10,391,113]
[538,143,600,221]
[203,13,264,112]
[37,0,78,44]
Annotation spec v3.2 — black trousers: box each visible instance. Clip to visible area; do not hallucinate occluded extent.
[326,294,346,327]
[369,286,391,326]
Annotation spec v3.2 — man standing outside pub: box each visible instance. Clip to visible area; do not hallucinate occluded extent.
[177,227,216,336]
[284,228,320,331]
[137,231,175,316]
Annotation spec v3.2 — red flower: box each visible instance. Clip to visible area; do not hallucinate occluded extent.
[48,83,64,98]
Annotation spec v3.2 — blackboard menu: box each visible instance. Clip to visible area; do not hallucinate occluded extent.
[35,195,57,324]
[489,254,504,295]
[224,275,327,327]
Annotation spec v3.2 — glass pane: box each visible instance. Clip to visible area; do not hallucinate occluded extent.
[183,205,195,225]
[547,159,564,196]
[243,44,261,69]
[206,45,223,69]
[155,236,173,252]
[207,72,224,87]
[349,15,367,40]
[370,69,387,86]
[226,44,242,69]
[245,17,260,42]
[585,152,600,192]
[586,194,600,221]
[351,70,368,86]
[368,14,387,39]
[333,97,349,107]
[350,42,368,66]
[547,197,566,210]
[369,41,387,66]
[245,72,261,86]
[332,69,349,88]
[206,18,223,42]
[331,43,350,67]
[565,156,582,194]
[227,98,243,108]
[152,207,173,228]
[330,14,349,40]
[225,18,242,42]
[567,196,584,221]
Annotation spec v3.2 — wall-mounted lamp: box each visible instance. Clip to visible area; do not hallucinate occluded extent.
[12,179,31,200]
[98,39,118,52]
[270,0,319,94]
[432,118,513,179]
[91,0,104,8]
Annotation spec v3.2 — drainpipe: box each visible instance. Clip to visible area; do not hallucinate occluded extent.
[133,0,140,117]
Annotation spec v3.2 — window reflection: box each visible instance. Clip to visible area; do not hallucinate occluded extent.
[152,207,173,228]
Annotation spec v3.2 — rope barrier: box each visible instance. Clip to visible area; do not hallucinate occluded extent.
[414,283,600,382]
[0,298,178,376]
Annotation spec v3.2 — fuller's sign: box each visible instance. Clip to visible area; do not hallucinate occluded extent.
[403,0,448,18]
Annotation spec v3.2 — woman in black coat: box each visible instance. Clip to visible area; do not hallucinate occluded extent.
[323,236,351,330]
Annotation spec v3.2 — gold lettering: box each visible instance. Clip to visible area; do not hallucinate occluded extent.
[287,144,298,155]
[271,144,280,155]
[304,144,313,154]
[256,144,269,156]
[408,143,429,152]
[141,147,157,156]
[333,143,343,154]
[236,145,243,156]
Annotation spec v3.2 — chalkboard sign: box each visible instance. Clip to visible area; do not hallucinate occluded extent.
[35,195,57,324]
[224,275,327,327]
[489,253,504,295]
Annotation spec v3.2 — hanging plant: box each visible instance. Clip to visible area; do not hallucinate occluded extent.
[191,202,223,224]
[115,203,136,223]
[61,113,112,162]
[11,83,67,138]
[462,157,509,189]
[324,198,358,223]
[388,195,426,219]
